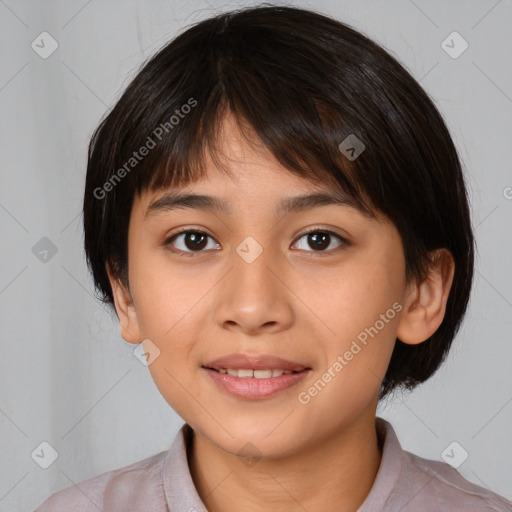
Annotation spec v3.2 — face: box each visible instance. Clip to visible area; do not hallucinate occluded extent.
[116,115,412,459]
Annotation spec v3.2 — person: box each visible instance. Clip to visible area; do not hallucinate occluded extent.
[35,5,512,511]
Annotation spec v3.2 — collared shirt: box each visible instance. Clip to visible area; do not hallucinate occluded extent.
[34,417,512,511]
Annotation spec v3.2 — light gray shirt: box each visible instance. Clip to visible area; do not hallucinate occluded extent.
[34,417,512,511]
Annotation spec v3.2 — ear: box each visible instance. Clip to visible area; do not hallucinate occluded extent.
[396,248,455,345]
[107,264,142,344]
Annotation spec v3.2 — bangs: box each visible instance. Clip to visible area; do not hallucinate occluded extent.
[141,99,375,219]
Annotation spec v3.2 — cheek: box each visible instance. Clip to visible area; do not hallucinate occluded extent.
[133,257,206,416]
[308,251,403,377]
[301,313,399,420]
[128,246,204,338]
[145,354,198,422]
[307,255,403,335]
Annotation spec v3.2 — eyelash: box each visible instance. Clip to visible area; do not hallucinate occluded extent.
[163,226,350,258]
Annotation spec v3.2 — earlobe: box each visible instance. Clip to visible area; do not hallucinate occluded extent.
[106,264,142,344]
[396,249,455,345]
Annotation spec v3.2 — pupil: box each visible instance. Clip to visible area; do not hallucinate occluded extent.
[309,232,329,250]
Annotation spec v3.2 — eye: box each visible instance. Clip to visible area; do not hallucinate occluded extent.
[164,227,349,257]
[165,230,220,256]
[292,229,348,253]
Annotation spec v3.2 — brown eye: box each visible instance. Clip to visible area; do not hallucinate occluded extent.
[166,230,220,255]
[293,230,347,252]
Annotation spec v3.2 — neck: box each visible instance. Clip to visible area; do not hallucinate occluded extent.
[187,407,382,512]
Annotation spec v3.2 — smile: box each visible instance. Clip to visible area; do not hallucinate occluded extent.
[214,368,297,378]
[203,366,310,399]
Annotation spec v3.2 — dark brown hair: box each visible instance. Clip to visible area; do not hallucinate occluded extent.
[83,5,474,398]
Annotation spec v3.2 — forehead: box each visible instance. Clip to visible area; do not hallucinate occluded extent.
[134,112,376,220]
[143,189,370,221]
[137,151,372,220]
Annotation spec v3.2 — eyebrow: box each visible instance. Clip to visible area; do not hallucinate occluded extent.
[145,190,366,218]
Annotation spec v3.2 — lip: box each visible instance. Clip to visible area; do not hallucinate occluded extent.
[202,353,309,372]
[204,368,310,399]
[202,353,311,400]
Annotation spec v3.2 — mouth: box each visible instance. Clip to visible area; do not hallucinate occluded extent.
[205,368,301,378]
[202,353,311,399]
[203,353,309,373]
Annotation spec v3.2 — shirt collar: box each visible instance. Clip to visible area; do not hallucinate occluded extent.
[161,417,405,512]
[162,423,209,512]
[357,417,406,511]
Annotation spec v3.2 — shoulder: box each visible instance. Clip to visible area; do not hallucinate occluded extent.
[33,450,169,512]
[402,450,512,511]
[371,418,512,512]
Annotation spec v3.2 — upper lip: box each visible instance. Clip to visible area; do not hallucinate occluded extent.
[203,353,309,372]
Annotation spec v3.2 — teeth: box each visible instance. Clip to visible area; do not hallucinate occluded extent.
[254,369,272,378]
[217,368,297,378]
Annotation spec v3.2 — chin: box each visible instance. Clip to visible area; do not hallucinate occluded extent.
[204,419,307,460]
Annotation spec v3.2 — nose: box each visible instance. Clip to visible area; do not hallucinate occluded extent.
[213,239,295,336]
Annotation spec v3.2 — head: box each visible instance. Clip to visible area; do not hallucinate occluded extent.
[83,6,473,456]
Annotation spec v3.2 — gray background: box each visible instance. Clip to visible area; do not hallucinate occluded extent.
[1,0,511,510]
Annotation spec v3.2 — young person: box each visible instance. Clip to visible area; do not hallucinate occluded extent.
[35,5,512,511]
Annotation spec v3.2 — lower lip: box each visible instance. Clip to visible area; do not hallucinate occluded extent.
[204,368,310,399]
